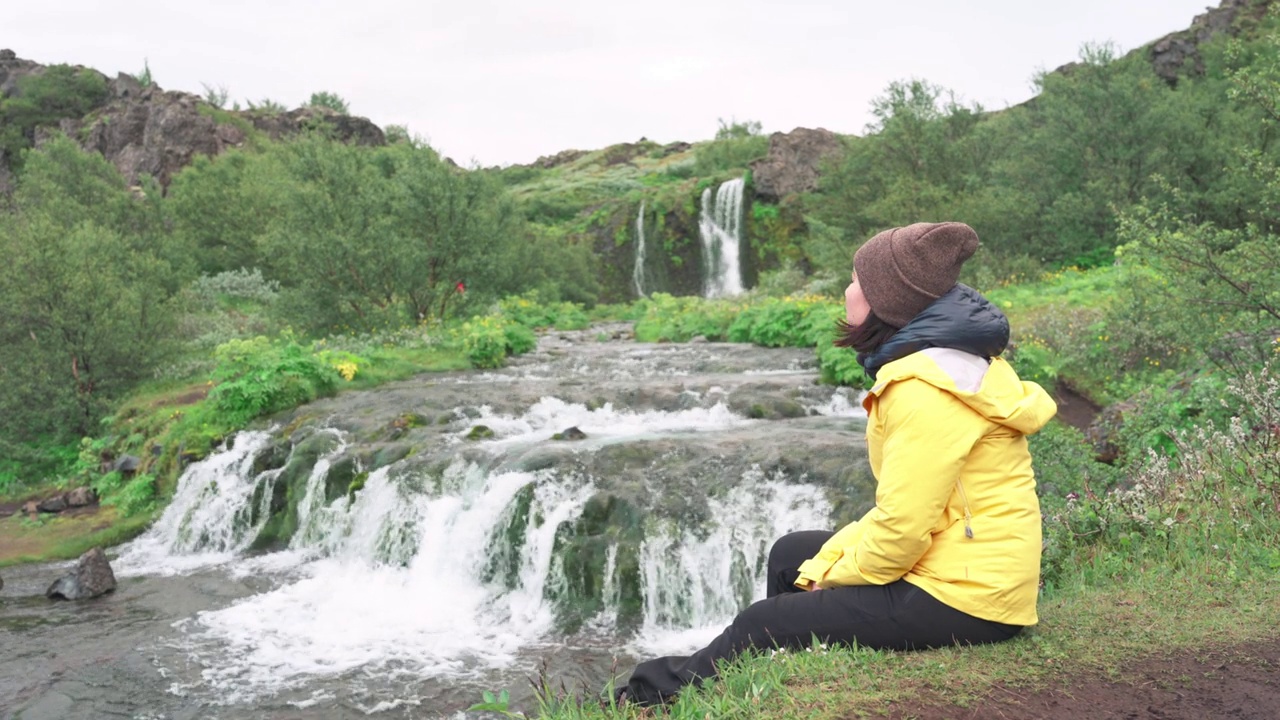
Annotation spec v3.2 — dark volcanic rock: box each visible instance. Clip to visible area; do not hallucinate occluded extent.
[46,547,117,600]
[1,50,385,191]
[749,127,844,203]
[1149,0,1253,85]
[552,426,588,441]
[36,494,68,513]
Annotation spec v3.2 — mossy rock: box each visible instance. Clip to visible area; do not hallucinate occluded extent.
[347,471,369,502]
[466,425,495,441]
[251,441,290,476]
[324,455,360,504]
[371,444,412,469]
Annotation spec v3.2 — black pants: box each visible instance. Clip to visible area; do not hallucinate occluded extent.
[618,530,1023,706]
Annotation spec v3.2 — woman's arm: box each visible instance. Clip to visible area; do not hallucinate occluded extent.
[802,379,985,588]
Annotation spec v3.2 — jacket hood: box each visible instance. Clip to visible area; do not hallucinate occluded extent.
[861,285,1056,435]
[859,283,1009,379]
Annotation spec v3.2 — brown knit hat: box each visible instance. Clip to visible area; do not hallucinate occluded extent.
[853,222,979,328]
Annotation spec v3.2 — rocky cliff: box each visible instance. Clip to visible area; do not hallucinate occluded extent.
[0,49,384,192]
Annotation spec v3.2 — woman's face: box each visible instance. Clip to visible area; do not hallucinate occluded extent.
[844,271,872,327]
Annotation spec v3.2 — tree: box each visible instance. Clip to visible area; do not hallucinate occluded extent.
[261,136,521,332]
[0,137,187,439]
[1109,23,1280,377]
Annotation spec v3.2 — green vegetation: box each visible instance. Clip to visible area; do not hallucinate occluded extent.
[2,7,1280,714]
[306,90,350,113]
[0,64,108,171]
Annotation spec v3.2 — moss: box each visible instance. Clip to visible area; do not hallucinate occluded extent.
[466,425,495,441]
[347,471,369,502]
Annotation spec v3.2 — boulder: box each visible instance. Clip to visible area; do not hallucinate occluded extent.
[46,547,117,600]
[552,426,588,441]
[36,494,68,513]
[748,127,844,202]
[114,455,141,473]
[0,574,4,591]
[66,486,97,507]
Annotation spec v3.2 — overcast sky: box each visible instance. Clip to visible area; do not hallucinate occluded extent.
[8,1,1213,166]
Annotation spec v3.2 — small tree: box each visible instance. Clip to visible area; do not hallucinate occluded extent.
[306,91,349,114]
[201,82,231,109]
[133,59,155,87]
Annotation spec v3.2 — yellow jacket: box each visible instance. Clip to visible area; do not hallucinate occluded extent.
[796,347,1057,626]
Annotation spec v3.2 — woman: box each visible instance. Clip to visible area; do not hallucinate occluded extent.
[616,221,1057,706]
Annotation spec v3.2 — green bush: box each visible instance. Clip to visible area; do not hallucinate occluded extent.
[461,314,539,369]
[1041,364,1280,588]
[208,336,340,423]
[816,342,871,388]
[0,64,109,170]
[1006,338,1060,390]
[632,294,739,342]
[499,294,590,330]
[726,295,835,348]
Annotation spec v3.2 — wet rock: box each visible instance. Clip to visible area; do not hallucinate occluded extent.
[0,574,3,591]
[46,547,117,600]
[552,426,587,441]
[37,494,68,513]
[66,486,96,507]
[466,425,495,441]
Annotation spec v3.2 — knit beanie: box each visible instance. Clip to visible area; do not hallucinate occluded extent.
[853,222,980,328]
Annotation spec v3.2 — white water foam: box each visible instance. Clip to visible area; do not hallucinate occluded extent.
[456,397,753,445]
[808,388,867,418]
[167,461,595,704]
[116,430,284,576]
[628,470,832,656]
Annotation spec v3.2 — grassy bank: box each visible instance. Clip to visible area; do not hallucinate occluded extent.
[0,298,619,565]
[538,562,1279,720]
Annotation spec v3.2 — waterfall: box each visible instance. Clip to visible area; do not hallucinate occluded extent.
[698,177,746,297]
[632,201,648,298]
[116,390,849,702]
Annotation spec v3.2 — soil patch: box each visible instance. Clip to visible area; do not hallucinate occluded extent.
[894,638,1280,720]
[1051,384,1100,432]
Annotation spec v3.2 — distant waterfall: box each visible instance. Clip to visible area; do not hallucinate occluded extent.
[698,178,746,297]
[633,201,648,298]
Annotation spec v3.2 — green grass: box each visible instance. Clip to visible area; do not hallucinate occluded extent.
[482,543,1279,719]
[0,506,155,567]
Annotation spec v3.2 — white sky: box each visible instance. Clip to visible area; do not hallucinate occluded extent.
[7,0,1213,166]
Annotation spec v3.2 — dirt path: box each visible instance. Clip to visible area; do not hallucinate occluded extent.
[894,638,1280,719]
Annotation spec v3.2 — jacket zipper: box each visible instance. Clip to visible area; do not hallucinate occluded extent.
[955,479,974,538]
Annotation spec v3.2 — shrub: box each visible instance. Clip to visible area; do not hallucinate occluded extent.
[207,336,340,423]
[1042,364,1280,587]
[190,268,279,309]
[461,314,539,369]
[632,294,739,342]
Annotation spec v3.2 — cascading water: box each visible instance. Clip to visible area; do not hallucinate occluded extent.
[632,200,648,298]
[698,177,746,297]
[9,328,871,718]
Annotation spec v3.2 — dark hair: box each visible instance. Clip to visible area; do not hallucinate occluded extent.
[834,312,899,354]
